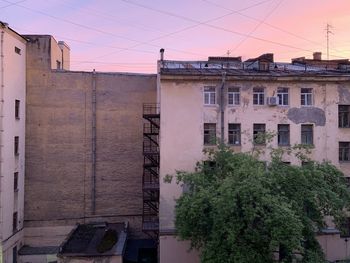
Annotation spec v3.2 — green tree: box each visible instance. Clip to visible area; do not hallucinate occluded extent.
[169,145,350,263]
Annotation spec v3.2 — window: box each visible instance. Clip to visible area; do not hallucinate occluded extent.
[204,123,216,145]
[56,60,61,70]
[259,61,269,71]
[15,100,20,119]
[204,87,216,105]
[301,88,313,106]
[228,87,240,106]
[339,142,350,162]
[278,124,290,146]
[339,105,350,128]
[13,212,18,232]
[228,123,241,145]
[253,87,265,105]
[283,162,291,165]
[301,124,313,145]
[12,246,17,263]
[14,47,21,55]
[14,172,18,191]
[277,88,289,106]
[14,136,19,155]
[253,124,266,145]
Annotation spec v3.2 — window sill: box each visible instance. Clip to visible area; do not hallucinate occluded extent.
[278,144,291,147]
[339,161,350,164]
[339,126,350,129]
[203,104,219,107]
[227,104,240,107]
[15,117,20,120]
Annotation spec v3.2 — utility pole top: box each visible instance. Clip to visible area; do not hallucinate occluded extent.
[325,23,333,60]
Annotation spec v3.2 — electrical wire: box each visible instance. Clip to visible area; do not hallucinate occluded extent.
[231,0,284,53]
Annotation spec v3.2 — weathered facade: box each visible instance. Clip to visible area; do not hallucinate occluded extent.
[22,35,157,261]
[0,22,26,263]
[158,54,350,262]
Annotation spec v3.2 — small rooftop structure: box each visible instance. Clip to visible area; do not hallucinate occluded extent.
[58,222,128,262]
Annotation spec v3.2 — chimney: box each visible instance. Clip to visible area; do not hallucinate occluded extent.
[313,52,322,60]
[160,48,164,61]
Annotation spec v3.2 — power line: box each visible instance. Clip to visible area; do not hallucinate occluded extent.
[231,0,284,53]
[120,0,315,53]
[202,0,348,59]
[0,0,204,57]
[85,0,274,61]
[0,0,25,9]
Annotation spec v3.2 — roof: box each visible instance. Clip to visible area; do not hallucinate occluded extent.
[58,222,127,257]
[0,21,28,42]
[159,60,350,79]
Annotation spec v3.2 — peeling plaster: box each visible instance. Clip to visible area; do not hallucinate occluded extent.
[287,107,326,126]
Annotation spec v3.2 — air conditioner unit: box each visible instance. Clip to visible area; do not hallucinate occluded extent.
[267,97,278,106]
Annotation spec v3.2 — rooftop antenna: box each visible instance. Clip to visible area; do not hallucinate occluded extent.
[325,23,333,60]
[226,50,231,57]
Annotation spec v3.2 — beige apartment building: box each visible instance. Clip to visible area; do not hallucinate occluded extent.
[158,53,350,262]
[0,22,27,262]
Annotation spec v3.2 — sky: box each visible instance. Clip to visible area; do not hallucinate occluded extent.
[1,0,350,73]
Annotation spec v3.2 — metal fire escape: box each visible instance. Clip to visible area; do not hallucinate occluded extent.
[142,104,160,239]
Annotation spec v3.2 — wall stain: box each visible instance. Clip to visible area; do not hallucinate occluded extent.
[287,107,326,126]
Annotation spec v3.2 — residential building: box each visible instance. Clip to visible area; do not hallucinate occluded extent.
[157,52,350,262]
[0,22,27,262]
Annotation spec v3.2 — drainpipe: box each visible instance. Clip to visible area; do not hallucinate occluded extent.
[0,28,5,241]
[220,71,226,144]
[91,69,97,214]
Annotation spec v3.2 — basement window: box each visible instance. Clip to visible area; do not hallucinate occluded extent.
[14,47,21,55]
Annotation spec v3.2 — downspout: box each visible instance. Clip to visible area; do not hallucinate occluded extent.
[0,28,5,241]
[91,69,96,214]
[220,71,226,144]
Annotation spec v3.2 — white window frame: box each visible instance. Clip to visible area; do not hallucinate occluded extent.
[277,88,289,106]
[204,86,216,105]
[301,88,313,106]
[253,87,265,105]
[228,87,240,106]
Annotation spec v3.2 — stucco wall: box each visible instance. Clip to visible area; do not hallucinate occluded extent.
[25,35,157,246]
[159,74,350,262]
[1,25,27,262]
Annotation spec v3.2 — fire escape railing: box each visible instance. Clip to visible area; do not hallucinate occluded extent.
[142,103,160,239]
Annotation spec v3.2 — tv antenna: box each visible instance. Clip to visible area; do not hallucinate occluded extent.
[325,23,333,60]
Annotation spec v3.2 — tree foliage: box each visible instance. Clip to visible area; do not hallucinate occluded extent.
[169,145,350,263]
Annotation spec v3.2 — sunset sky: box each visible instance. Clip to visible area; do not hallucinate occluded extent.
[1,0,350,73]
